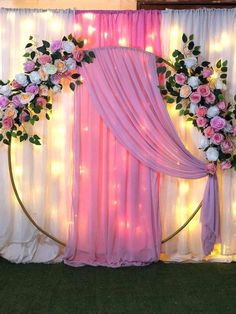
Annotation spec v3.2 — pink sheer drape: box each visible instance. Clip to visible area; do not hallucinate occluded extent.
[64,47,219,266]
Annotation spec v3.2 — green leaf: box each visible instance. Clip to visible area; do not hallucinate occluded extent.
[220,74,227,79]
[166,97,175,104]
[222,60,228,67]
[234,95,236,102]
[17,130,22,136]
[188,41,194,50]
[11,132,17,138]
[182,33,188,43]
[71,73,80,79]
[29,35,33,40]
[75,80,83,86]
[42,40,50,48]
[23,52,30,58]
[156,57,163,63]
[88,51,95,58]
[179,109,185,116]
[0,134,3,141]
[176,103,182,110]
[37,46,47,54]
[216,59,222,68]
[165,71,171,79]
[25,43,32,49]
[221,67,227,72]
[29,137,35,144]
[202,61,211,67]
[33,115,39,121]
[77,40,84,48]
[192,50,200,56]
[189,34,194,41]
[3,139,10,145]
[68,34,73,40]
[31,51,36,60]
[172,50,180,58]
[46,103,52,110]
[62,36,67,41]
[69,82,75,91]
[218,94,224,101]
[156,66,166,74]
[46,113,50,120]
[23,133,28,141]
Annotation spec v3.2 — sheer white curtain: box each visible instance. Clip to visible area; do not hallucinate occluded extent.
[0,9,74,262]
[160,8,236,262]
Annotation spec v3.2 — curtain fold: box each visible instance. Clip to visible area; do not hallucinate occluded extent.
[64,47,220,266]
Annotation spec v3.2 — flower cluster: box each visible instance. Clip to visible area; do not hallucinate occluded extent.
[0,34,95,145]
[157,33,236,172]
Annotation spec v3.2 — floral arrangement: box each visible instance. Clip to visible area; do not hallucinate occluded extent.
[157,34,236,173]
[0,34,95,145]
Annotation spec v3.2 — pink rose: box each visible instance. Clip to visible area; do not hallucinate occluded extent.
[197,85,211,97]
[23,60,35,72]
[220,140,234,153]
[26,84,39,95]
[72,46,85,63]
[217,101,227,111]
[36,96,47,107]
[50,73,62,85]
[196,106,207,117]
[38,54,52,65]
[221,160,232,170]
[0,96,9,108]
[196,117,207,128]
[12,95,22,107]
[190,92,201,104]
[211,133,224,145]
[180,85,192,98]
[202,68,213,78]
[206,162,217,175]
[19,111,29,123]
[204,126,215,138]
[2,116,13,129]
[51,40,62,52]
[11,80,22,89]
[205,92,216,104]
[210,116,226,131]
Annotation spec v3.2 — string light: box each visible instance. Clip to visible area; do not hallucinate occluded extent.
[74,23,82,32]
[145,46,153,53]
[88,25,96,35]
[118,38,127,46]
[83,13,94,20]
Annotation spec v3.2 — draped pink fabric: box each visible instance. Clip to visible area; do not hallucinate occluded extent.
[64,47,220,266]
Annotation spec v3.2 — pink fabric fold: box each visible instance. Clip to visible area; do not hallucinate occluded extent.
[64,47,219,266]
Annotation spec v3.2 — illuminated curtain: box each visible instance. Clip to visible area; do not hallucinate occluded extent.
[0,9,74,263]
[160,8,236,262]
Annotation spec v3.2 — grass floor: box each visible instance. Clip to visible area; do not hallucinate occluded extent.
[0,257,236,314]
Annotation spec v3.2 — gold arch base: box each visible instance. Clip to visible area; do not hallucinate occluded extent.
[8,140,202,247]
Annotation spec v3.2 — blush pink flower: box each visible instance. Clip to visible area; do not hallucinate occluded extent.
[211,133,224,145]
[204,126,215,138]
[196,106,207,117]
[36,96,47,107]
[19,111,29,123]
[202,68,213,78]
[11,80,22,89]
[217,101,227,111]
[197,85,211,97]
[23,60,35,72]
[38,54,52,65]
[196,117,207,128]
[210,116,226,131]
[72,46,84,63]
[189,92,201,104]
[221,160,232,170]
[180,85,192,98]
[220,140,234,153]
[206,162,217,175]
[51,40,62,52]
[2,116,13,129]
[50,73,62,85]
[205,92,216,104]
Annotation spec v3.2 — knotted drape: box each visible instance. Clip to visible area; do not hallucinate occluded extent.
[64,47,219,266]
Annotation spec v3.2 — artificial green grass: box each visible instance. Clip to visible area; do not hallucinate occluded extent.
[0,257,235,314]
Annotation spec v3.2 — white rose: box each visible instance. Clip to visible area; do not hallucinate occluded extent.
[207,106,220,118]
[224,122,233,133]
[0,84,12,97]
[52,85,61,93]
[65,57,77,70]
[216,79,227,91]
[189,103,198,114]
[184,57,197,69]
[29,71,41,84]
[15,73,28,86]
[42,63,57,75]
[199,136,209,150]
[62,41,75,53]
[206,147,219,161]
[188,76,199,89]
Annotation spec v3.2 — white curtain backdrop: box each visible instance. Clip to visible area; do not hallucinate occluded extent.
[0,9,75,262]
[1,8,236,263]
[160,8,236,262]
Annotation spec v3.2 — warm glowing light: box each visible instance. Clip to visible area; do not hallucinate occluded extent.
[149,32,155,40]
[83,39,88,45]
[233,202,236,218]
[74,23,82,32]
[21,18,35,31]
[7,12,15,22]
[104,32,108,39]
[179,182,189,194]
[113,200,118,206]
[221,32,231,47]
[118,38,127,46]
[79,165,86,175]
[52,162,64,176]
[15,166,23,176]
[145,46,153,53]
[83,13,94,20]
[126,221,130,229]
[50,19,63,33]
[88,25,96,35]
[83,126,89,132]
